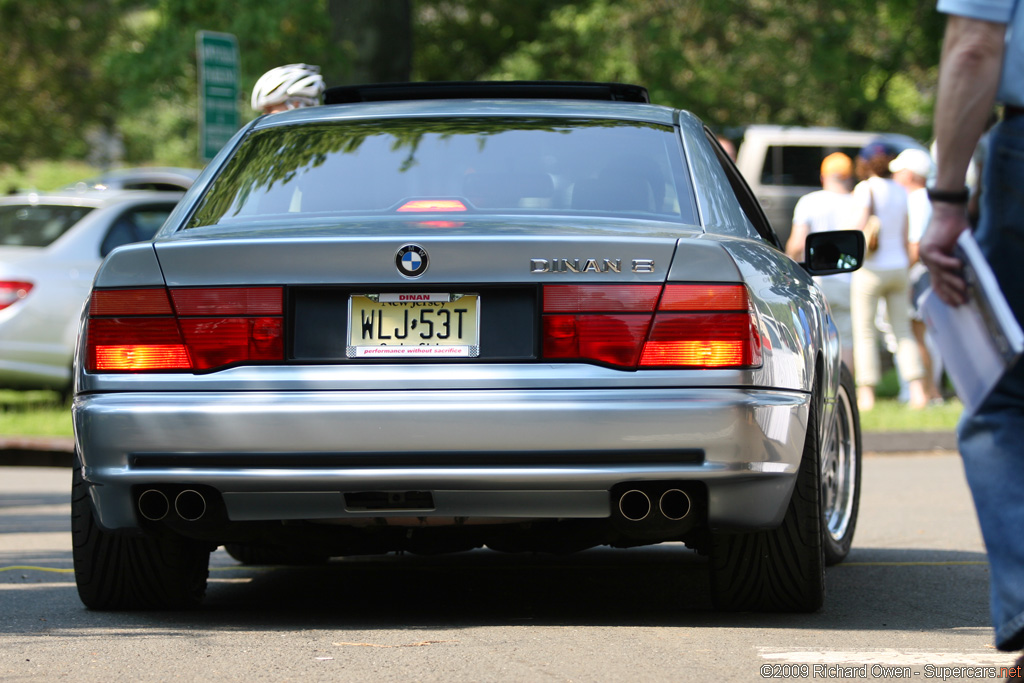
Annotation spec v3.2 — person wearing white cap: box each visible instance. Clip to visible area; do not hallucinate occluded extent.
[890,148,943,404]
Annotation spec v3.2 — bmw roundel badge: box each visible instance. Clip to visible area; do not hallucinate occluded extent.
[396,244,428,278]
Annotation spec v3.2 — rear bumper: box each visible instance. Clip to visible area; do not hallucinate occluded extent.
[73,387,809,532]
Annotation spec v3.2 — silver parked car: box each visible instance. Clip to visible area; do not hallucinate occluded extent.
[63,167,200,193]
[71,82,863,612]
[0,191,183,394]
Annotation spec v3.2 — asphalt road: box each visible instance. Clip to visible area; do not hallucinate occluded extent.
[1,453,1018,682]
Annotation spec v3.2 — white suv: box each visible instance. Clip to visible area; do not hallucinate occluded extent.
[733,125,925,244]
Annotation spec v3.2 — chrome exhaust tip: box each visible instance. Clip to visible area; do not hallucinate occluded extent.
[618,489,652,522]
[137,489,170,522]
[174,489,207,522]
[658,489,692,521]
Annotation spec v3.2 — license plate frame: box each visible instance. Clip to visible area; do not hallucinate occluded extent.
[346,293,480,358]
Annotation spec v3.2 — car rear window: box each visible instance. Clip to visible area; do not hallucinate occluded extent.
[0,204,95,247]
[187,117,696,228]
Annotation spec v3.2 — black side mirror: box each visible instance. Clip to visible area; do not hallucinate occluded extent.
[803,230,864,276]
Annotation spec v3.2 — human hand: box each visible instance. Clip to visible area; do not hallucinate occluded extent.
[920,202,969,306]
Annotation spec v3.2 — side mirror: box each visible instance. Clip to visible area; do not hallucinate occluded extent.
[803,230,864,276]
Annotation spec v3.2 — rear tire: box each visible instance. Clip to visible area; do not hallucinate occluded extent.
[708,384,826,612]
[822,363,861,565]
[71,453,210,610]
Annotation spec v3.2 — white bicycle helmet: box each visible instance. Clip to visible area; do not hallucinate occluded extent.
[251,63,325,112]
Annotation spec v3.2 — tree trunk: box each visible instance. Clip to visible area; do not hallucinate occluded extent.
[327,0,412,86]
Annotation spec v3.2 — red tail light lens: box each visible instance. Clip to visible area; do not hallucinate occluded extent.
[0,281,33,311]
[542,314,651,367]
[541,283,762,369]
[179,317,284,370]
[85,286,284,372]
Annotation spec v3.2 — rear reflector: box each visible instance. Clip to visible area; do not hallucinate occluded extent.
[86,287,285,372]
[170,287,283,315]
[544,285,661,313]
[541,283,762,369]
[396,199,467,213]
[658,283,748,311]
[0,281,33,311]
[90,288,173,316]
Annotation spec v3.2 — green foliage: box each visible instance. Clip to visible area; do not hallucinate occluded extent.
[0,0,125,165]
[414,0,586,81]
[0,160,97,193]
[0,0,946,169]
[482,0,944,140]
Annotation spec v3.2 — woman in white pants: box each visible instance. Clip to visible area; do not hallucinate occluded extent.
[850,142,928,410]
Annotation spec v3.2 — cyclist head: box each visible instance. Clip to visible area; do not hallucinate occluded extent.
[251,63,325,114]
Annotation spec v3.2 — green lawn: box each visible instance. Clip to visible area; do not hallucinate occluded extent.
[1,386,962,438]
[1,391,73,437]
[858,397,961,432]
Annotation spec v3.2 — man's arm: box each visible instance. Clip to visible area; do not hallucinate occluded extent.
[786,221,810,260]
[921,14,1006,305]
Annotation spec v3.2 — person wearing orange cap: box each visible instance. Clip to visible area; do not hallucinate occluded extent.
[786,152,857,370]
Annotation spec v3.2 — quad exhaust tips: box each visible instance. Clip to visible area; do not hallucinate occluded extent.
[611,483,700,541]
[137,487,210,522]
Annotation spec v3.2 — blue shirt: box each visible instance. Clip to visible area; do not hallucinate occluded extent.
[938,0,1024,106]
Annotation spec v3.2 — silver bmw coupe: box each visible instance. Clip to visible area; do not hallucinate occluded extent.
[71,82,862,612]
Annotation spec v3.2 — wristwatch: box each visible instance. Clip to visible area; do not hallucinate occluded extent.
[926,186,970,204]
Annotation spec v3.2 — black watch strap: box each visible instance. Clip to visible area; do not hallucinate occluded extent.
[927,186,970,204]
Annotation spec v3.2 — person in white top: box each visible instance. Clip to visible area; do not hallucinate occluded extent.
[890,148,942,404]
[850,142,927,411]
[786,152,857,371]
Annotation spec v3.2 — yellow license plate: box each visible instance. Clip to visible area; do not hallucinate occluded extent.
[347,293,480,358]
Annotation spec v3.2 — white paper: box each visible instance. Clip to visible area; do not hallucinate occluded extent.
[919,230,1024,414]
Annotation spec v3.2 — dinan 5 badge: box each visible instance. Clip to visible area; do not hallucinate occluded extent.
[395,244,429,278]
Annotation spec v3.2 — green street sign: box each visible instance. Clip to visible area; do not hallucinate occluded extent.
[196,31,240,161]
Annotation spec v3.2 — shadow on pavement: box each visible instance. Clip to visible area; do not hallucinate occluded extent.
[0,543,989,636]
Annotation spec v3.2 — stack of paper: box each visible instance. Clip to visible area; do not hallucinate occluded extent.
[919,230,1024,415]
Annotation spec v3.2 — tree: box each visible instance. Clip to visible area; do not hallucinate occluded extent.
[0,0,125,167]
[328,0,412,85]
[480,0,944,140]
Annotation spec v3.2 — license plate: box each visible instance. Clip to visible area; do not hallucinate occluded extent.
[347,293,480,358]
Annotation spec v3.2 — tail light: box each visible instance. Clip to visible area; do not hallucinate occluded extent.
[85,287,284,372]
[0,281,33,311]
[542,283,762,369]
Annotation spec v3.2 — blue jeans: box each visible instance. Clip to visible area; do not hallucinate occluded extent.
[958,114,1024,652]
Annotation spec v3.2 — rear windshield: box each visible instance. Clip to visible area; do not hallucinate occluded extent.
[0,204,95,247]
[187,117,696,228]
